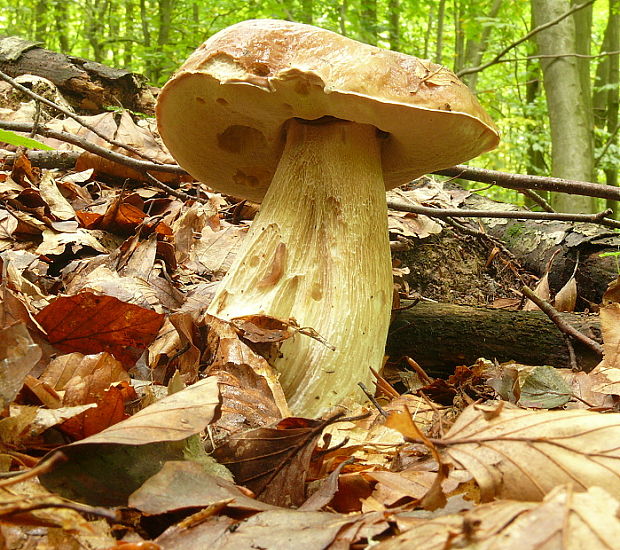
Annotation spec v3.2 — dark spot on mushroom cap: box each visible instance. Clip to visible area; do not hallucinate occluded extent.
[218,125,268,154]
[195,97,206,104]
[233,169,260,188]
[216,97,228,106]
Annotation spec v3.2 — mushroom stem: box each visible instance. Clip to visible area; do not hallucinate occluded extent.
[207,118,392,417]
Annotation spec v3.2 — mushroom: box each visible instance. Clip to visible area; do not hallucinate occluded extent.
[157,19,499,417]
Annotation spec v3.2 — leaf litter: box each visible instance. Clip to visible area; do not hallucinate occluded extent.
[1,145,620,549]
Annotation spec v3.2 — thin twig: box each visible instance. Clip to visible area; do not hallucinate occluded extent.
[434,164,620,201]
[457,0,596,77]
[518,188,555,213]
[358,382,388,418]
[0,120,184,175]
[387,199,620,229]
[0,452,66,488]
[145,172,201,202]
[520,286,604,357]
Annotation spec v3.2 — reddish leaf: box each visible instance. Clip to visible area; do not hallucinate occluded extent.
[35,292,164,366]
[61,382,136,439]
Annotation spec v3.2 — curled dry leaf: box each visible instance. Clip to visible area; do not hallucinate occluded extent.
[441,402,620,502]
[553,275,577,312]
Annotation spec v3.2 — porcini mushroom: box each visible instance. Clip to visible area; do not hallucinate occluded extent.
[157,19,499,417]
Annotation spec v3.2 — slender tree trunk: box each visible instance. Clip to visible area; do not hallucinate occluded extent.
[593,0,619,217]
[301,0,313,24]
[54,0,70,52]
[524,10,548,194]
[461,0,503,90]
[423,4,435,59]
[388,0,400,51]
[436,0,447,64]
[34,0,48,42]
[531,0,595,213]
[123,0,135,69]
[339,0,348,35]
[453,0,465,71]
[140,0,152,80]
[360,0,377,45]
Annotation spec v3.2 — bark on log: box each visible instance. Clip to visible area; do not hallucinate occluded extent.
[0,36,155,114]
[386,301,602,377]
[458,186,620,306]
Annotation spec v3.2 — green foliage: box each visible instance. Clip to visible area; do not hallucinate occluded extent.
[0,0,617,208]
[0,129,53,150]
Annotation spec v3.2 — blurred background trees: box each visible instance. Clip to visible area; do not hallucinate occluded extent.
[0,0,618,214]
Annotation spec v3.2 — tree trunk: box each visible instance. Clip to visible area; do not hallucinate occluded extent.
[386,302,601,377]
[531,0,595,213]
[360,0,378,45]
[388,0,400,51]
[436,0,447,64]
[339,0,348,36]
[593,0,619,217]
[54,1,70,53]
[301,0,313,24]
[461,0,503,90]
[453,0,465,71]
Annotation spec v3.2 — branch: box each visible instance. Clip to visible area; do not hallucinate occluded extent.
[457,0,596,78]
[520,286,604,358]
[386,199,620,229]
[486,49,620,65]
[0,120,185,175]
[434,165,620,201]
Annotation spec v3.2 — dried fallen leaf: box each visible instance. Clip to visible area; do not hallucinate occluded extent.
[129,460,276,514]
[376,484,620,550]
[155,509,386,550]
[554,275,577,312]
[36,292,164,366]
[441,402,620,502]
[212,416,326,507]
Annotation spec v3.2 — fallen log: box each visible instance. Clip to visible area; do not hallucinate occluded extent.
[0,36,155,114]
[386,301,601,377]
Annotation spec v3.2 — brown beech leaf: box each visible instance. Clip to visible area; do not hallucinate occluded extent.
[155,509,387,550]
[204,314,290,437]
[35,292,165,366]
[441,402,620,502]
[378,485,620,550]
[129,460,276,514]
[60,381,135,439]
[212,416,327,507]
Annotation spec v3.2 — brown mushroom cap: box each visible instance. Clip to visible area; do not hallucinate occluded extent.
[157,19,499,203]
